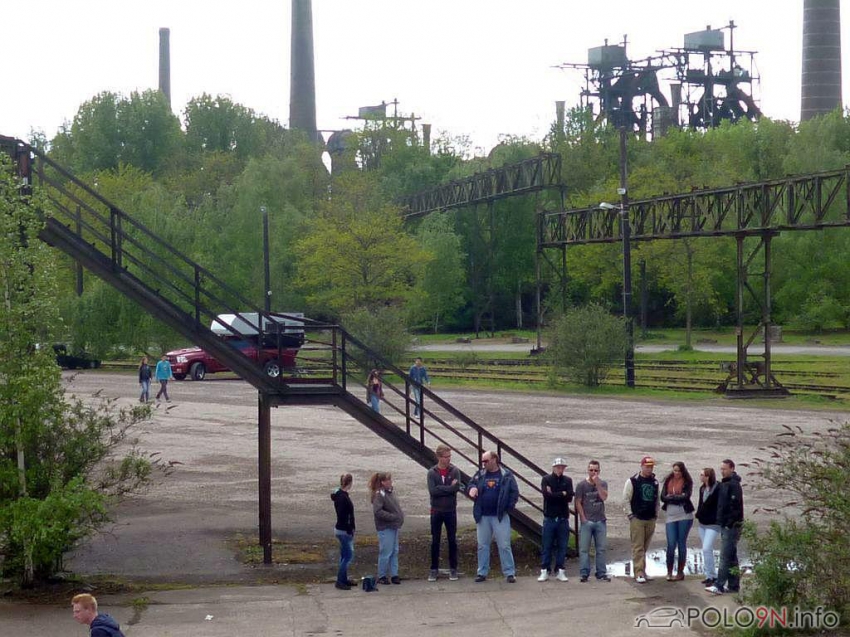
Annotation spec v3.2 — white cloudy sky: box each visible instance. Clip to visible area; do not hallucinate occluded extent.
[1,1,843,154]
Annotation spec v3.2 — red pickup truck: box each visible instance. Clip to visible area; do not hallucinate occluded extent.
[167,313,303,381]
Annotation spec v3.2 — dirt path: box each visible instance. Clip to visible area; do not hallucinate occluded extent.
[63,371,847,584]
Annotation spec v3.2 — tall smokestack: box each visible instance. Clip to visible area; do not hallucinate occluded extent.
[801,0,842,121]
[158,28,171,108]
[290,0,318,142]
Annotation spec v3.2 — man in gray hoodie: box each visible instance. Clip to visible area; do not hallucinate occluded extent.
[427,444,462,581]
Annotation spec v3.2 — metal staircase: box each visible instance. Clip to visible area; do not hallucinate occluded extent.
[2,136,559,561]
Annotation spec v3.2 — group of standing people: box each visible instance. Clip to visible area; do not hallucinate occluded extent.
[624,456,744,594]
[137,354,173,404]
[330,449,743,592]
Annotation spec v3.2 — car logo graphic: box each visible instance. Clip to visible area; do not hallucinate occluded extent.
[635,607,686,628]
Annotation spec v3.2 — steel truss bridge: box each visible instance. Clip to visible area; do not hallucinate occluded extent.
[401,152,563,218]
[539,166,850,396]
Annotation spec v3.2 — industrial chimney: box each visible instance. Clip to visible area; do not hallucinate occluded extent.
[290,0,318,142]
[158,28,171,108]
[801,0,842,121]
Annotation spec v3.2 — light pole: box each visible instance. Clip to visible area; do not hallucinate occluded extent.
[261,206,271,313]
[599,199,635,388]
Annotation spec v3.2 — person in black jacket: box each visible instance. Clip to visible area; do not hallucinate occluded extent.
[706,459,744,595]
[623,456,660,584]
[696,467,721,585]
[72,593,125,637]
[331,473,356,590]
[427,444,462,582]
[660,461,695,581]
[538,457,574,582]
[138,356,152,403]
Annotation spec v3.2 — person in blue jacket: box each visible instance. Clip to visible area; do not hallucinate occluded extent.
[72,593,126,637]
[466,450,519,583]
[408,357,431,416]
[155,354,173,403]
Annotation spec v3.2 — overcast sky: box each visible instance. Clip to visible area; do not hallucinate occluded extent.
[2,1,844,154]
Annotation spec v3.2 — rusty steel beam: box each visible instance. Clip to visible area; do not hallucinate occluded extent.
[540,166,850,246]
[402,153,563,219]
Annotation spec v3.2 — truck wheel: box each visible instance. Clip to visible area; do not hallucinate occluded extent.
[190,362,206,381]
[263,360,282,378]
[173,373,187,381]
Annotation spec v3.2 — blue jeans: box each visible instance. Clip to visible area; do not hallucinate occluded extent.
[335,529,354,585]
[140,379,150,402]
[412,386,422,415]
[369,394,380,413]
[665,518,693,570]
[716,524,741,591]
[540,517,568,571]
[377,528,399,578]
[579,519,608,578]
[476,515,515,577]
[699,525,720,579]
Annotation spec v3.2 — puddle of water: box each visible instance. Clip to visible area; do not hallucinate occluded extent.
[606,547,751,578]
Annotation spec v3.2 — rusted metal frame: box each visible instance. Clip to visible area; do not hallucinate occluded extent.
[819,172,845,223]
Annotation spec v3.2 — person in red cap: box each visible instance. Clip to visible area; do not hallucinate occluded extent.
[623,456,660,583]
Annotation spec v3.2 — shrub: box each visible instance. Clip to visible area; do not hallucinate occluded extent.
[743,422,850,624]
[545,304,627,387]
[341,305,411,374]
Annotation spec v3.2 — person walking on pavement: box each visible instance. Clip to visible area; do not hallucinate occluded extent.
[427,444,461,582]
[696,467,721,586]
[538,457,574,582]
[467,450,519,583]
[706,459,744,595]
[331,473,356,590]
[409,357,431,417]
[72,593,126,637]
[623,456,660,583]
[366,369,383,413]
[138,356,152,403]
[370,471,404,585]
[154,354,173,403]
[660,461,695,581]
[575,460,611,583]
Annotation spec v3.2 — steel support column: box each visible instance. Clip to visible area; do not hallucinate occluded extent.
[258,392,272,564]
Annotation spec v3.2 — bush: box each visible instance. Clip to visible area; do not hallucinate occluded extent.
[743,422,850,625]
[341,306,411,374]
[545,304,627,387]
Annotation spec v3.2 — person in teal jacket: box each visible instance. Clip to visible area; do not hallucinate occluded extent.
[155,354,173,402]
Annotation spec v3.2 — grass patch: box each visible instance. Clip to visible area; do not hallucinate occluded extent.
[232,534,328,566]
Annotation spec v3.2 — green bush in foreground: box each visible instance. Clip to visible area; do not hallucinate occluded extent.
[743,421,850,628]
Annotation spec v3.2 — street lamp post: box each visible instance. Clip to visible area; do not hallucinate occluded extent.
[261,206,271,313]
[600,128,636,389]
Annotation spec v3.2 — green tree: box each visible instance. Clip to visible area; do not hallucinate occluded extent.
[341,306,411,372]
[295,172,428,314]
[0,157,159,585]
[409,213,466,332]
[546,304,626,387]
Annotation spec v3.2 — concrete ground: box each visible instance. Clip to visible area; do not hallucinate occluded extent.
[0,577,744,637]
[1,370,845,635]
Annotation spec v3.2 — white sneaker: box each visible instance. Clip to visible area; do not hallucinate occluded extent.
[635,575,647,584]
[556,569,569,582]
[537,569,549,582]
[428,570,437,582]
[705,585,724,595]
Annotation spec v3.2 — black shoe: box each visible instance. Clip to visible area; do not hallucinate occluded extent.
[474,575,486,583]
[597,574,611,582]
[506,575,516,583]
[580,575,589,583]
[377,576,390,585]
[334,582,351,590]
[346,579,357,587]
[701,577,715,585]
[391,576,401,585]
